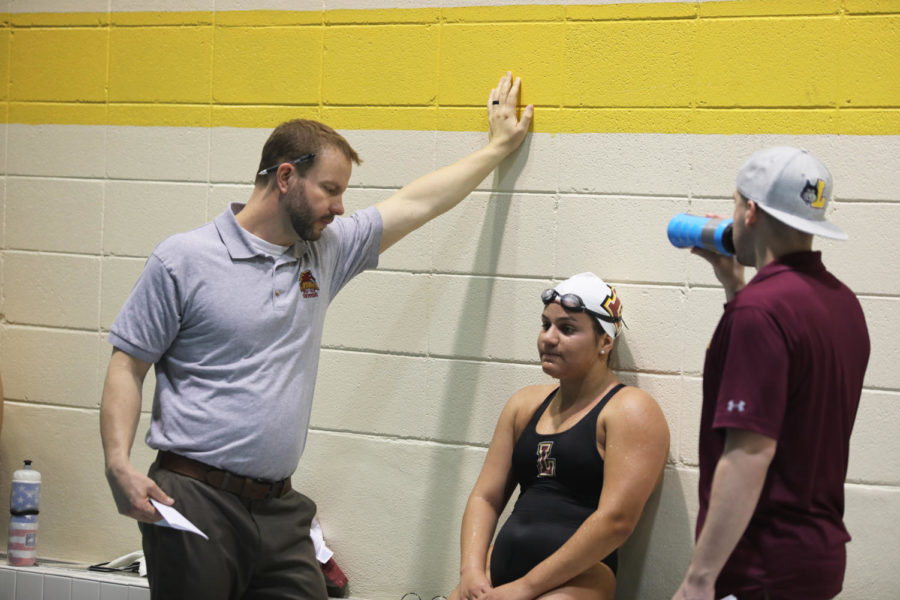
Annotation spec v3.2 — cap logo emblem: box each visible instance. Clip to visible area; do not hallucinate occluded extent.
[603,288,622,320]
[801,179,826,209]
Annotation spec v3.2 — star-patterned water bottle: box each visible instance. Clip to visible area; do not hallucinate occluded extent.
[8,460,41,566]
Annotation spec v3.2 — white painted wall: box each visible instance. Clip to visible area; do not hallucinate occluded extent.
[2,126,898,599]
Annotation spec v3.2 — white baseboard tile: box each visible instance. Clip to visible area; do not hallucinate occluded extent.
[0,561,147,600]
[0,561,374,600]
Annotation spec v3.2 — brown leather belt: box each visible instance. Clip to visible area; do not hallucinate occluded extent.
[158,451,291,501]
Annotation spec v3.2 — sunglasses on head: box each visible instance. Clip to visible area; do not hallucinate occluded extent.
[541,288,622,325]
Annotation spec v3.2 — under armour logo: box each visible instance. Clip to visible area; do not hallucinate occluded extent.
[727,400,746,412]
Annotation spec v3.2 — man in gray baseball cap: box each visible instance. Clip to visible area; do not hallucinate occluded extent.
[673,147,870,600]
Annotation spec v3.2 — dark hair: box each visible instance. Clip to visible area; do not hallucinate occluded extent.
[589,316,605,338]
[587,316,618,368]
[254,119,361,186]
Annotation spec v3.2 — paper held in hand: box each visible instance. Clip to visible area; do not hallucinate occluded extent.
[150,498,209,540]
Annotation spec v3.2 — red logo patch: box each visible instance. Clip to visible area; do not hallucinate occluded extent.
[299,270,319,298]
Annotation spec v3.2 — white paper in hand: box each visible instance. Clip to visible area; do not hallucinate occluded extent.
[150,498,209,540]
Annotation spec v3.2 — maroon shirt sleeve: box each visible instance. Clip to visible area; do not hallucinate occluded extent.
[713,306,788,439]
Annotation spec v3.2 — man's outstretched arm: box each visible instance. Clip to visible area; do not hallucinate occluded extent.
[376,71,533,252]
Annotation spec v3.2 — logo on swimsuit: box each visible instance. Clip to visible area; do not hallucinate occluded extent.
[299,270,320,298]
[537,441,556,477]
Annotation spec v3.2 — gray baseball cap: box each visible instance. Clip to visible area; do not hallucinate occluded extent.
[736,146,847,240]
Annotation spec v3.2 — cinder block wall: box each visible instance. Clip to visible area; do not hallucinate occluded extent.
[0,1,898,598]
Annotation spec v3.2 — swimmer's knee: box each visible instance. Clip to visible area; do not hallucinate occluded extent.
[536,562,616,600]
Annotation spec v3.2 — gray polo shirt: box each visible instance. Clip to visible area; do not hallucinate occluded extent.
[109,203,382,480]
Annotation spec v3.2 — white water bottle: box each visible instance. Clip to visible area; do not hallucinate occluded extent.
[8,460,41,566]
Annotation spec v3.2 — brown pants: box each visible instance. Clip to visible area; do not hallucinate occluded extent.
[140,462,327,600]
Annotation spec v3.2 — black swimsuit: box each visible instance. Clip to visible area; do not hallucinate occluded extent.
[489,384,624,586]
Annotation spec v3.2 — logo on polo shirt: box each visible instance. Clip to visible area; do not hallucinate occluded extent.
[299,270,319,299]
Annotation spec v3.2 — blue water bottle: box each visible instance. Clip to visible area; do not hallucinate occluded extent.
[667,213,735,256]
[8,460,41,566]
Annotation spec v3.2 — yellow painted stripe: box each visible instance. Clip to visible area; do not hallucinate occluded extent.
[9,12,109,27]
[697,0,842,17]
[2,2,898,134]
[567,2,697,20]
[212,105,321,128]
[109,11,214,26]
[325,8,441,24]
[216,11,323,27]
[442,5,567,22]
[9,102,107,126]
[108,104,211,128]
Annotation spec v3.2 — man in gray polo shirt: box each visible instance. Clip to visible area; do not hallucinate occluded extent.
[100,73,533,599]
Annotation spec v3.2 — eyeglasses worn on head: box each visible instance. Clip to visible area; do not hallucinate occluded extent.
[257,153,316,177]
[541,288,622,325]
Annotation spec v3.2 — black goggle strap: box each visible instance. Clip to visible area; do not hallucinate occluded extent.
[589,310,622,325]
[541,289,623,324]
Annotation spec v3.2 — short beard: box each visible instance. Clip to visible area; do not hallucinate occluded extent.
[281,184,319,241]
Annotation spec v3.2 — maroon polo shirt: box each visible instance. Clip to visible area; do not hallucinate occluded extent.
[698,251,870,598]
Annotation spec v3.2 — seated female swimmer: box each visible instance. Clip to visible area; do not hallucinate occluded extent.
[450,273,669,600]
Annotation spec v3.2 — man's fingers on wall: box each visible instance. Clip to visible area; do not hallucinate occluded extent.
[520,104,535,130]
